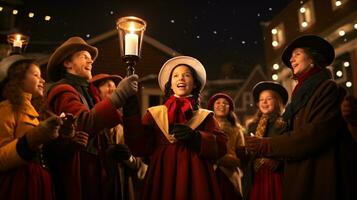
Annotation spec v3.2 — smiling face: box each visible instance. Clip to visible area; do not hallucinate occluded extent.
[213,97,230,119]
[64,50,93,80]
[258,90,277,115]
[22,64,45,97]
[289,48,314,77]
[170,65,196,97]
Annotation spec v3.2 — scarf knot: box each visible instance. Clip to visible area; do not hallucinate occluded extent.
[165,95,195,124]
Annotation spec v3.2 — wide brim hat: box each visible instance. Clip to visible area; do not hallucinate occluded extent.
[281,35,335,68]
[47,36,98,82]
[0,55,34,82]
[252,81,288,105]
[90,73,122,87]
[158,56,206,92]
[207,93,234,111]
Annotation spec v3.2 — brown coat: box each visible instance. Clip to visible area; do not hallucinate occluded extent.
[268,80,357,200]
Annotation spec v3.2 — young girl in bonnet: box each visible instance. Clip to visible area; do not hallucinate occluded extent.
[207,93,245,200]
[123,56,227,200]
[245,81,288,200]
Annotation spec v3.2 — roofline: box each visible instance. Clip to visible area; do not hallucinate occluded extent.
[87,29,181,57]
[38,30,181,65]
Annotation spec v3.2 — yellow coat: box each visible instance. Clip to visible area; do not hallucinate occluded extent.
[0,93,39,171]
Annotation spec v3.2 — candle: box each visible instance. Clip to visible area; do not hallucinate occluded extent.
[124,33,138,55]
[13,34,22,48]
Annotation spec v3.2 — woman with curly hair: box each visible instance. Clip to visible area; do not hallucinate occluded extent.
[0,55,62,199]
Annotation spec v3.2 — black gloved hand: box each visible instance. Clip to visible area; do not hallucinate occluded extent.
[59,113,75,138]
[106,144,132,161]
[172,123,198,141]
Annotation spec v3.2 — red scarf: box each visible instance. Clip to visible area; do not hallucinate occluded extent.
[164,95,196,124]
[292,67,321,97]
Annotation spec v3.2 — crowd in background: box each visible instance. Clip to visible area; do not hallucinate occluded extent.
[0,34,356,200]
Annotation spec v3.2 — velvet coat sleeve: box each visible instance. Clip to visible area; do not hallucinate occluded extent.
[268,80,345,160]
[47,84,121,135]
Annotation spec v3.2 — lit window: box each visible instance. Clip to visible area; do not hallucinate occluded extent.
[273,64,280,70]
[298,2,315,31]
[338,30,345,36]
[346,81,352,88]
[343,61,350,67]
[45,16,51,21]
[331,0,348,10]
[271,23,285,49]
[272,74,279,80]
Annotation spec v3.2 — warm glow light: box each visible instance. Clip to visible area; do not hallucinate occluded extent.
[124,23,139,56]
[0,7,3,12]
[339,30,345,36]
[12,10,18,15]
[45,16,51,21]
[28,12,34,18]
[336,70,343,77]
[335,1,342,7]
[13,34,23,48]
[300,7,306,13]
[343,61,350,67]
[301,21,308,27]
[354,24,357,29]
[272,74,279,80]
[271,29,278,34]
[272,41,279,47]
[346,81,352,88]
[273,64,280,70]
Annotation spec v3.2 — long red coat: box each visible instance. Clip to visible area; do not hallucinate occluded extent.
[46,84,122,200]
[124,105,227,200]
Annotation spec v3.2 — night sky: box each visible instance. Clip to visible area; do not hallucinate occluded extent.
[18,0,292,79]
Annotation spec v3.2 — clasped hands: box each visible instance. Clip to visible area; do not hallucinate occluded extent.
[244,135,271,156]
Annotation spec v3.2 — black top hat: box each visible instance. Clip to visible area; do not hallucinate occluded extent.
[281,35,335,68]
[252,81,288,105]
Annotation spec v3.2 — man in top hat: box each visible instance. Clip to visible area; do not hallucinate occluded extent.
[45,36,139,200]
[245,35,357,200]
